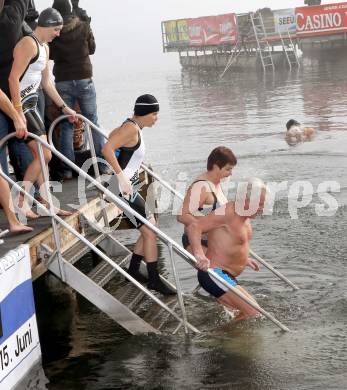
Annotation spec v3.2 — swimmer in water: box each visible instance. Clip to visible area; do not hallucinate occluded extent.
[285,119,315,146]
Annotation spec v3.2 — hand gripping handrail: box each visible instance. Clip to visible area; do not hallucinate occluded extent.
[45,115,291,332]
[0,132,199,334]
[48,114,299,291]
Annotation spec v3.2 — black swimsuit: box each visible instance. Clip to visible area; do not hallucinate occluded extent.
[181,180,221,249]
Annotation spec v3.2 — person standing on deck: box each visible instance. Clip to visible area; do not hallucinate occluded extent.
[102,94,175,296]
[9,8,76,219]
[187,178,265,321]
[0,88,33,233]
[49,0,107,179]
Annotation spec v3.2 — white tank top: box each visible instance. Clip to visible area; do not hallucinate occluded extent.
[20,35,47,100]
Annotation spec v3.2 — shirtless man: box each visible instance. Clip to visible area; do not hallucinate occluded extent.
[187,178,267,321]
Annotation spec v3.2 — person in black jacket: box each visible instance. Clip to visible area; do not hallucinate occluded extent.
[0,0,33,178]
[50,0,106,178]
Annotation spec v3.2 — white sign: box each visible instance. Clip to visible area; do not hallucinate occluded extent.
[274,8,297,34]
[0,245,42,390]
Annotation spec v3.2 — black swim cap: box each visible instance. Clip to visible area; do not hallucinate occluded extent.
[38,7,63,27]
[134,94,159,116]
[286,119,300,130]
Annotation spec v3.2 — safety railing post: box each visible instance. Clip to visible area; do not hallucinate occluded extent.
[37,141,66,282]
[167,243,189,334]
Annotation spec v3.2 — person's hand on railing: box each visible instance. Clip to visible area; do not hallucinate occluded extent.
[62,106,77,123]
[14,114,28,139]
[194,252,210,271]
[246,257,260,271]
[116,171,133,198]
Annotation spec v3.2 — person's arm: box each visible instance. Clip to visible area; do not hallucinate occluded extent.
[186,204,229,270]
[8,37,36,124]
[40,46,76,121]
[177,182,209,225]
[0,89,27,138]
[102,123,137,196]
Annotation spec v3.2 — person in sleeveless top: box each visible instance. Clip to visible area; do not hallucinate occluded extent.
[177,146,237,253]
[102,94,175,295]
[9,8,76,219]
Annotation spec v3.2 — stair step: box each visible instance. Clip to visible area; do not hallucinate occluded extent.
[115,283,147,310]
[62,231,106,264]
[144,296,179,330]
[88,253,132,287]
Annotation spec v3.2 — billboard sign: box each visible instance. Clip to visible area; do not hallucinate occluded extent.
[274,8,297,34]
[296,2,347,36]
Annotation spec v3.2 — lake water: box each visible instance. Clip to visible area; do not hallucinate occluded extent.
[32,52,347,390]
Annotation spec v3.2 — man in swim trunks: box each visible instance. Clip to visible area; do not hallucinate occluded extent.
[187,178,267,321]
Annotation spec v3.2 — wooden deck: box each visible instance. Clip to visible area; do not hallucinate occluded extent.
[0,177,123,280]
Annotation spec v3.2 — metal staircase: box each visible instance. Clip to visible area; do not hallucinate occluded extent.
[279,28,300,70]
[250,12,274,72]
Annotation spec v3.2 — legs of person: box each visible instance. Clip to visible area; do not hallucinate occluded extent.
[76,79,105,159]
[217,285,259,321]
[55,81,76,176]
[18,136,52,218]
[138,217,158,263]
[0,173,33,233]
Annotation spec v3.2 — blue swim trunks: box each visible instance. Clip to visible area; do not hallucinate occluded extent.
[197,268,238,298]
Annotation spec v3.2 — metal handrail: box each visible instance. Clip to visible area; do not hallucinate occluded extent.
[49,114,299,291]
[46,115,291,332]
[0,132,199,334]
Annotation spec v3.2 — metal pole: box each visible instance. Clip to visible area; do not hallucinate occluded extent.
[84,123,109,228]
[168,243,189,334]
[250,249,299,290]
[37,141,66,282]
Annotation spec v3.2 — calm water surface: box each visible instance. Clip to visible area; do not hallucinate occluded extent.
[32,53,347,390]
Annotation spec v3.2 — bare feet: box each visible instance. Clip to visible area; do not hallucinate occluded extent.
[15,203,39,220]
[9,223,34,235]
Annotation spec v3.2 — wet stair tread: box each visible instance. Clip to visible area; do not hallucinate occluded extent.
[62,230,106,264]
[87,254,128,287]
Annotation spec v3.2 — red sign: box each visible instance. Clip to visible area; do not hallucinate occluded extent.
[188,14,237,46]
[296,2,347,37]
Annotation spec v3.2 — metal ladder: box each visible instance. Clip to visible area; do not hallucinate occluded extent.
[220,41,242,78]
[279,28,300,70]
[250,12,274,72]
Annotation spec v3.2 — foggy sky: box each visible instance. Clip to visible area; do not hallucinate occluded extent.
[35,0,332,71]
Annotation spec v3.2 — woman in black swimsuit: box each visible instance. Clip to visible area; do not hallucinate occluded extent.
[177,146,237,253]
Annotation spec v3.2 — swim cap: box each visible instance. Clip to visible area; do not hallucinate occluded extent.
[134,94,159,116]
[38,7,63,27]
[286,119,300,130]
